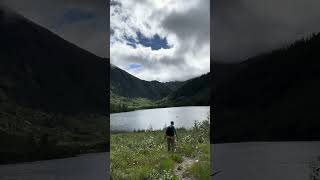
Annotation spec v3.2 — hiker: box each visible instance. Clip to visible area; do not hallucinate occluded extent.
[165,121,178,151]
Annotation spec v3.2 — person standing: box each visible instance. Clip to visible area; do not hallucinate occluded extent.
[165,121,178,151]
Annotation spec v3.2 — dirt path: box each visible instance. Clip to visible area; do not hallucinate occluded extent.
[174,157,196,180]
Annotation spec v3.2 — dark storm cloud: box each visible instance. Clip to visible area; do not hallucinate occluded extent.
[1,0,109,58]
[162,0,210,51]
[212,0,320,62]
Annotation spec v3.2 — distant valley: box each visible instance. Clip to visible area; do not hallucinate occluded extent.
[110,65,210,113]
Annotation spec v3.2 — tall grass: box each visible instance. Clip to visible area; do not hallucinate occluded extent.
[110,118,210,179]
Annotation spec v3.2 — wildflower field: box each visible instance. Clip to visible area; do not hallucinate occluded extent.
[110,119,210,179]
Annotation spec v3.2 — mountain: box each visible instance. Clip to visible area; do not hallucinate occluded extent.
[163,73,210,106]
[163,81,186,91]
[110,65,210,113]
[0,6,108,163]
[212,33,320,143]
[110,65,171,100]
[0,8,108,114]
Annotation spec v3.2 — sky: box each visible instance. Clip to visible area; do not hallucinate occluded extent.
[212,0,320,63]
[0,0,109,58]
[3,0,320,78]
[110,0,210,82]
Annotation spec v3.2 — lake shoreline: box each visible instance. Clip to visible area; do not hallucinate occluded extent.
[0,142,108,165]
[110,105,210,114]
[111,106,210,132]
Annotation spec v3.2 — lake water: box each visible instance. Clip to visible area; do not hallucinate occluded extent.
[0,153,109,180]
[211,142,320,180]
[110,106,210,132]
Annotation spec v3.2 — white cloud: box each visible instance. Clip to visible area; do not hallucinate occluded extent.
[111,0,210,82]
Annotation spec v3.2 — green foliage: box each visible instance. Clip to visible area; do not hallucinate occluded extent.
[0,102,108,164]
[110,94,157,113]
[170,154,183,163]
[213,32,320,143]
[0,7,109,163]
[160,157,175,171]
[185,160,210,180]
[110,119,210,179]
[165,73,210,106]
[110,66,210,113]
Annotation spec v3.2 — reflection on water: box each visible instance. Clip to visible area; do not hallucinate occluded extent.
[110,106,210,132]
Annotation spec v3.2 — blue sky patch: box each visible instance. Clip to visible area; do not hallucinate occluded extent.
[128,63,142,70]
[137,32,171,50]
[123,31,172,50]
[125,35,137,48]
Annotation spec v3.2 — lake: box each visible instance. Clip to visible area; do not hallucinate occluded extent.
[110,106,210,132]
[211,142,320,180]
[0,153,109,180]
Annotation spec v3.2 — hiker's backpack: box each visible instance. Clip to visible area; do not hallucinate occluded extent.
[166,126,174,136]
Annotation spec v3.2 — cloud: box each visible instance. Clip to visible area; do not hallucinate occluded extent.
[212,0,320,63]
[1,0,109,58]
[111,0,210,82]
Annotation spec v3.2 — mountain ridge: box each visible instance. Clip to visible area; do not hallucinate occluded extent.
[110,64,210,113]
[0,6,108,114]
[212,33,320,143]
[0,6,108,163]
[110,65,171,100]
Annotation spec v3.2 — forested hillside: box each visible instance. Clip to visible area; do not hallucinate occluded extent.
[0,6,108,163]
[212,33,320,143]
[110,65,210,113]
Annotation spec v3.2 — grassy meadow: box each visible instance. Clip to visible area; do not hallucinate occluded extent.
[110,119,210,179]
[110,94,157,113]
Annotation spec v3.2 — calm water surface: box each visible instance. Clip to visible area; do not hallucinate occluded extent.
[110,106,210,131]
[211,142,320,180]
[0,153,109,180]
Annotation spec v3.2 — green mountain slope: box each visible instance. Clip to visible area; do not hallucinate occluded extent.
[111,65,171,100]
[161,73,210,106]
[110,64,210,113]
[212,33,320,143]
[0,7,108,163]
[163,81,186,91]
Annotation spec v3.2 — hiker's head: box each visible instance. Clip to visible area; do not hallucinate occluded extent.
[171,121,174,125]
